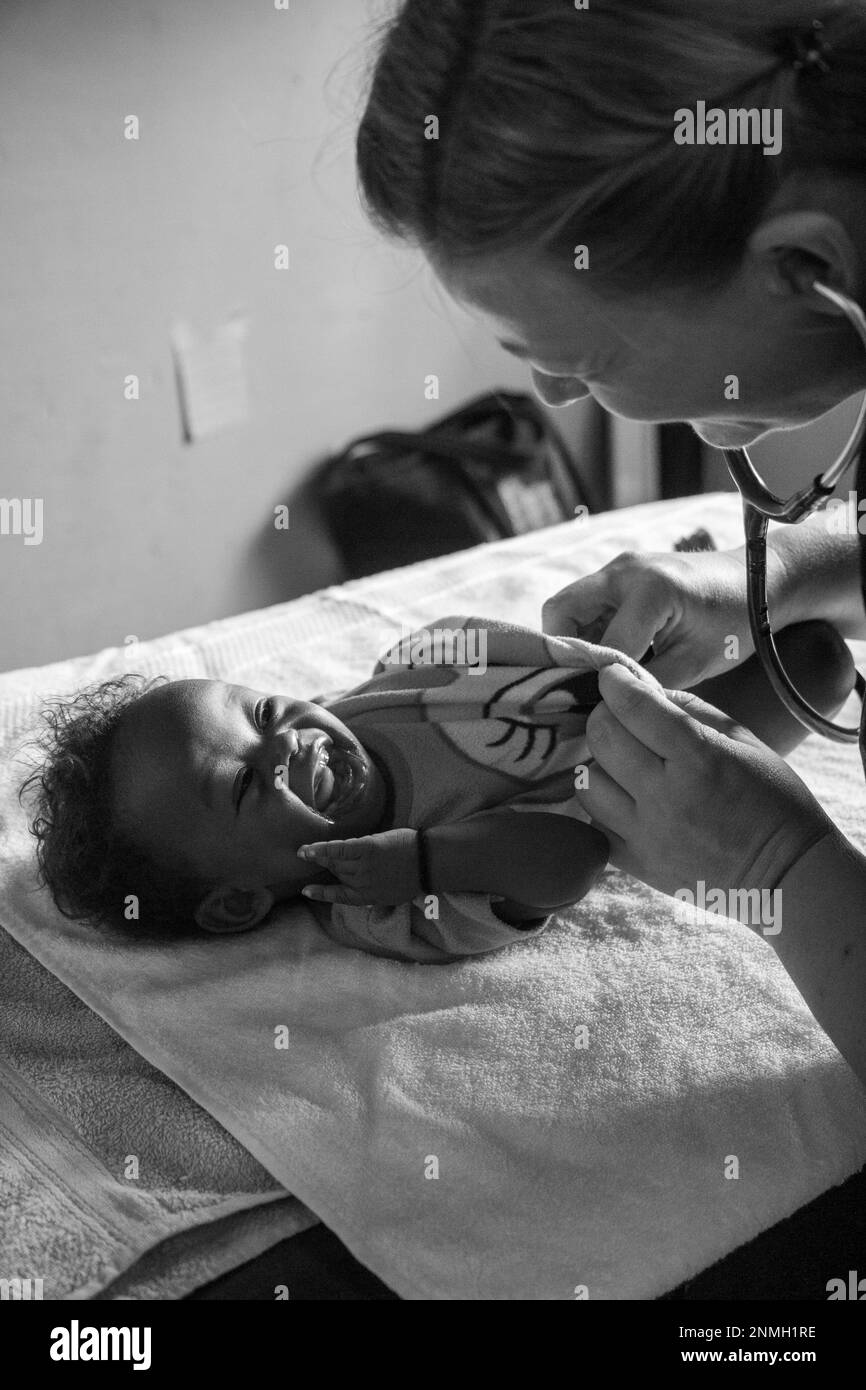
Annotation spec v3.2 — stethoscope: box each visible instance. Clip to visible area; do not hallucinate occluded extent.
[721,281,866,743]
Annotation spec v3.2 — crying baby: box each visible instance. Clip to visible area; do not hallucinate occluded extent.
[22,617,617,964]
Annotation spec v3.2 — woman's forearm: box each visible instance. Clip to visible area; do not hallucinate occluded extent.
[749,516,866,640]
[762,829,866,1086]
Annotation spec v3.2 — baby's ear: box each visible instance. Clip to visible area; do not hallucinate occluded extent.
[195,885,274,934]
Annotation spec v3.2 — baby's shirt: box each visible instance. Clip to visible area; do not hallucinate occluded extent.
[310,616,647,964]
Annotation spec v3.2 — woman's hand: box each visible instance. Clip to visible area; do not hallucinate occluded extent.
[542,547,787,688]
[577,664,833,900]
[297,828,422,907]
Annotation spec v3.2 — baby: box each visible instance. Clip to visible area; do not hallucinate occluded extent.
[22,614,853,964]
[22,617,614,963]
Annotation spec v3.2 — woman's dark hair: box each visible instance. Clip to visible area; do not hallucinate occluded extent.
[357,0,866,290]
[19,675,208,940]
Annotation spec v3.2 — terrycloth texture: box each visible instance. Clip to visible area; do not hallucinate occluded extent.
[3,494,866,1301]
[0,929,315,1299]
[99,1198,311,1301]
[321,616,648,961]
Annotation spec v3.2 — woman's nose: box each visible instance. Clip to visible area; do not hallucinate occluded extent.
[530,368,592,408]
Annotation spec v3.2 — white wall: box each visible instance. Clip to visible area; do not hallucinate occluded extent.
[0,0,599,672]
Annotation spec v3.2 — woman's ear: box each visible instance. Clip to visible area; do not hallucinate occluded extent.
[748,210,861,309]
[194,884,275,934]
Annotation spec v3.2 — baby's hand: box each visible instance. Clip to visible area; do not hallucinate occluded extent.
[297,829,422,907]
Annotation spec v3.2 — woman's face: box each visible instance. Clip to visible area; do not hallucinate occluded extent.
[434,220,864,450]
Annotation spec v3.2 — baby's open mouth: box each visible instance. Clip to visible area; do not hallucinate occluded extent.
[309,740,366,817]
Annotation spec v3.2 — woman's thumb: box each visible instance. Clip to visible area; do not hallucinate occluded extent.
[600,594,665,665]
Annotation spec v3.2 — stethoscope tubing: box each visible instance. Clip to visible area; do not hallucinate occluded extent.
[740,497,866,741]
[720,282,866,744]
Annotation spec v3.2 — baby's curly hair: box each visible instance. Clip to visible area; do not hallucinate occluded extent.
[19,674,209,940]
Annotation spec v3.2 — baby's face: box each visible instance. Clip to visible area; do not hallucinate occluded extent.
[110,679,389,897]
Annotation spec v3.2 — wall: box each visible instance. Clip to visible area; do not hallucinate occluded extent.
[0,0,599,672]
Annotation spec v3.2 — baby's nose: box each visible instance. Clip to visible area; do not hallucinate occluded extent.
[268,726,299,780]
[278,727,300,762]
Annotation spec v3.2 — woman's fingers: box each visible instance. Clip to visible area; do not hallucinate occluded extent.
[542,554,674,662]
[598,589,671,665]
[574,759,635,841]
[542,573,615,640]
[596,664,698,759]
[584,700,663,796]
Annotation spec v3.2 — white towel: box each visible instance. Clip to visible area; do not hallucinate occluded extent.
[3,495,866,1300]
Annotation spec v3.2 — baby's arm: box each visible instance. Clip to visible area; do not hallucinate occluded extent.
[301,812,608,924]
[423,810,608,924]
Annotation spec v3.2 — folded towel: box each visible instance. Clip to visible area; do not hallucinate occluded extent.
[0,905,315,1299]
[3,495,866,1300]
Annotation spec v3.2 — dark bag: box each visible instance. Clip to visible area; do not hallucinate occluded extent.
[320,391,594,578]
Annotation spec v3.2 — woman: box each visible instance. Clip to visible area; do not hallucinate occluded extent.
[356,0,866,1081]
